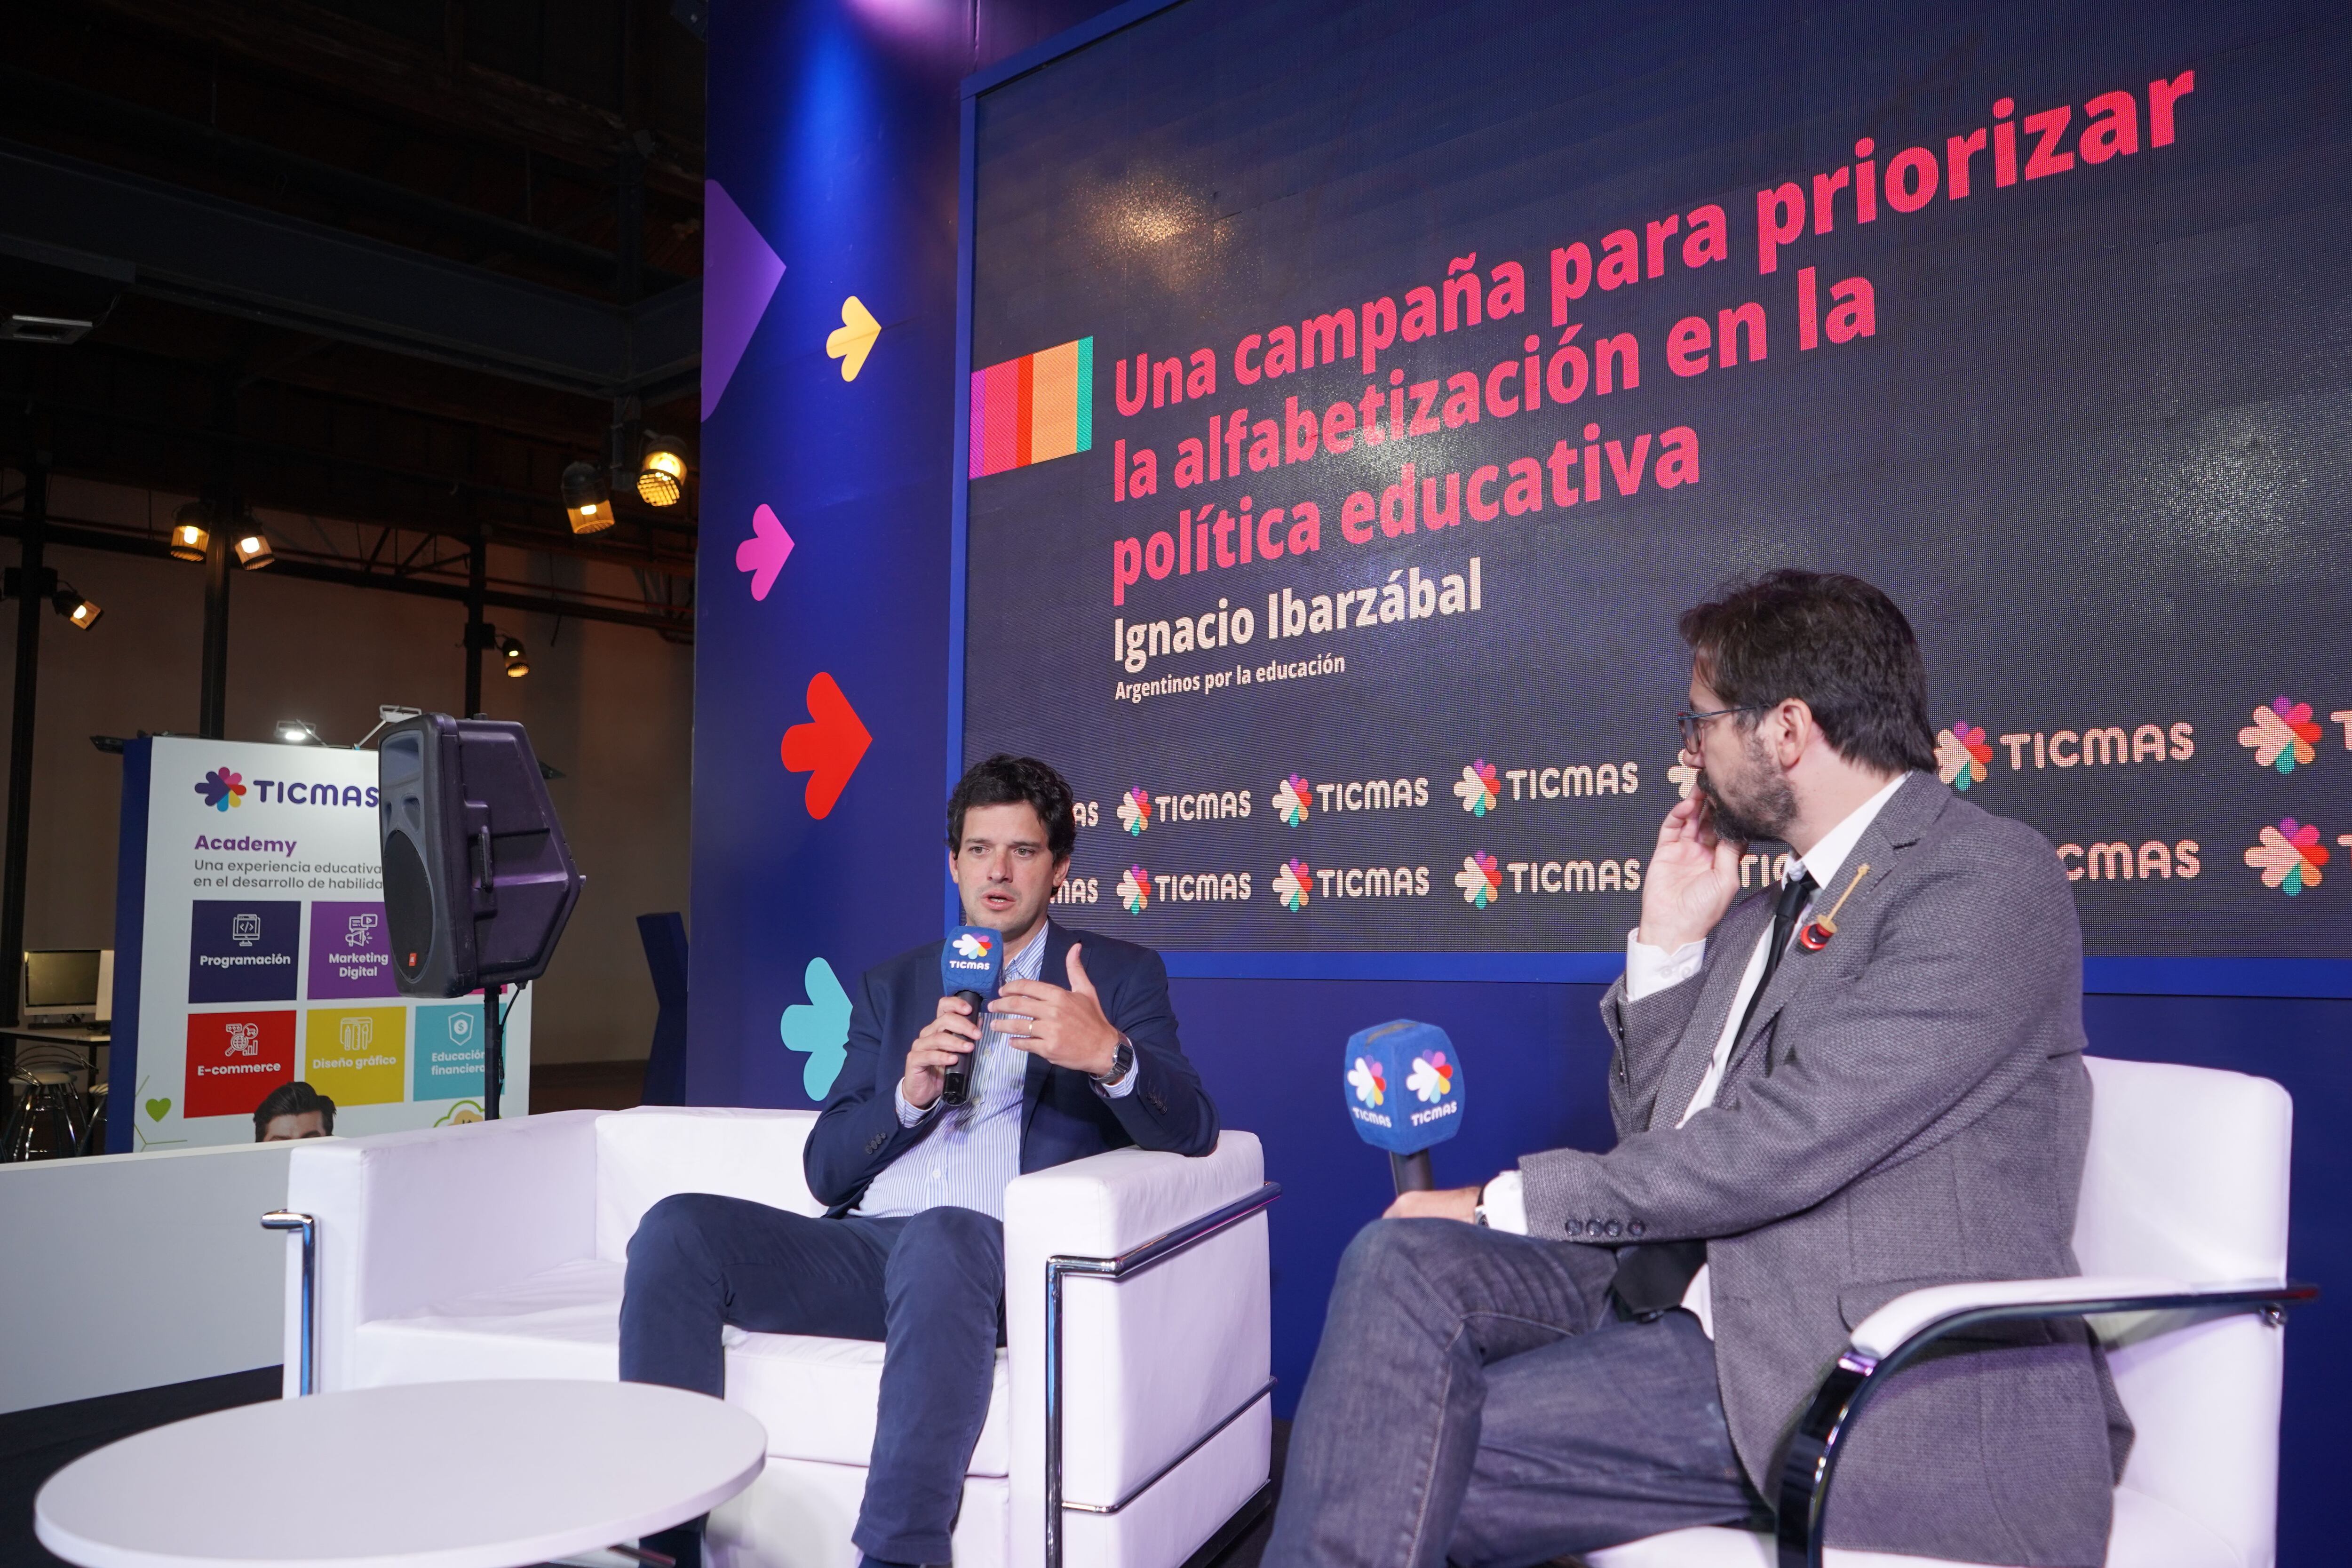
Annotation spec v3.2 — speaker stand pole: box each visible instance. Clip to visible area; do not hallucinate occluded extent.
[482,981,505,1120]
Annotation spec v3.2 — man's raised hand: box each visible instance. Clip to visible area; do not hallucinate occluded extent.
[1638,792,1742,953]
[994,943,1121,1077]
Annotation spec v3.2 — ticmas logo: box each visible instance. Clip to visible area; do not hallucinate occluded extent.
[1406,1051,1454,1102]
[1348,1056,1386,1107]
[1274,774,1311,826]
[2245,818,2328,896]
[1455,852,1502,908]
[1453,759,1499,816]
[951,931,993,960]
[1117,788,1152,835]
[1117,865,1152,913]
[2239,697,2322,775]
[195,767,246,812]
[1273,858,1311,911]
[1936,722,1993,790]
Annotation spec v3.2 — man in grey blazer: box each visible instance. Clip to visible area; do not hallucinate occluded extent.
[1265,570,2128,1568]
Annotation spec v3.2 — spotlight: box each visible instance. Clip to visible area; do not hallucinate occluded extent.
[51,586,100,629]
[562,461,613,534]
[500,636,529,677]
[170,502,211,562]
[235,530,275,569]
[276,719,323,745]
[636,434,690,507]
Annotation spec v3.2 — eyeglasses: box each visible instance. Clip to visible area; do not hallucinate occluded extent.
[1677,705,1763,754]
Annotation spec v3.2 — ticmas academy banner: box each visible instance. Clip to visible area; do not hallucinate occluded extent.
[959,0,2352,960]
[116,738,531,1151]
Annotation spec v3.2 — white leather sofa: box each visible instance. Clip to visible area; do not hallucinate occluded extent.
[279,1107,1274,1568]
[1589,1055,2310,1568]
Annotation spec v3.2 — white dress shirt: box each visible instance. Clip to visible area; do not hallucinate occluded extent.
[1481,772,1911,1337]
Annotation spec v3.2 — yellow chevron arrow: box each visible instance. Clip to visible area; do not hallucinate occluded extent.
[826,295,881,382]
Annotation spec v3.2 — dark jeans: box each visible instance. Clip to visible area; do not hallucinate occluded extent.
[619,1195,1005,1566]
[1263,1218,1765,1568]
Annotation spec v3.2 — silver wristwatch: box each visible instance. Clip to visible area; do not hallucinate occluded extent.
[1091,1032,1136,1086]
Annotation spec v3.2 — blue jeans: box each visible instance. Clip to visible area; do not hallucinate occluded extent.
[1263,1218,1765,1568]
[620,1195,1004,1566]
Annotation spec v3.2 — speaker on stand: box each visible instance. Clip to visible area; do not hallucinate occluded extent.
[378,716,584,1119]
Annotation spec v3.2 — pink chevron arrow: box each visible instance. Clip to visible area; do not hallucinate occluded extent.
[735,504,795,600]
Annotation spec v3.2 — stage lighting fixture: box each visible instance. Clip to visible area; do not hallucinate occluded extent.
[636,434,689,507]
[500,636,530,677]
[562,461,613,534]
[52,586,100,629]
[235,530,276,569]
[169,503,211,562]
[276,719,324,745]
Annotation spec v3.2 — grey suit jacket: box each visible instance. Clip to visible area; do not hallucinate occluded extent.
[1521,773,2130,1567]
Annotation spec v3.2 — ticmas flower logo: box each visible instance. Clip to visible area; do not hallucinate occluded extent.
[1117,788,1152,835]
[2239,697,2321,774]
[951,931,993,960]
[1274,774,1311,826]
[195,767,246,812]
[1116,864,1152,913]
[1406,1051,1454,1103]
[1348,1056,1386,1107]
[1273,858,1311,911]
[1668,762,1699,799]
[2245,819,2328,896]
[1454,852,1502,908]
[1453,759,1499,817]
[1935,722,1994,790]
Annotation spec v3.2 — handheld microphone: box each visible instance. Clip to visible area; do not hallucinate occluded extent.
[938,926,1003,1107]
[1343,1019,1466,1196]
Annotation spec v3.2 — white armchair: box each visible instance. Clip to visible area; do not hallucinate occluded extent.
[278,1107,1275,1568]
[1588,1055,2315,1568]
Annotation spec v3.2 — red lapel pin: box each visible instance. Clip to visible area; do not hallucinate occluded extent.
[1798,862,1870,951]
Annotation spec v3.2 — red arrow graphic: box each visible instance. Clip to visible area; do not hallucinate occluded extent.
[780,672,872,820]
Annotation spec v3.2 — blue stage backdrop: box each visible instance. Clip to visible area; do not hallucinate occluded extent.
[694,4,2349,1560]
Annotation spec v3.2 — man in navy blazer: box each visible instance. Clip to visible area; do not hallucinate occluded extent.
[620,755,1218,1568]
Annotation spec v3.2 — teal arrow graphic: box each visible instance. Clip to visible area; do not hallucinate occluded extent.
[780,956,852,1099]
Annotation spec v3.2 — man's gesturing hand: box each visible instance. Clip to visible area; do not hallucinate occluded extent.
[993,944,1121,1077]
[1638,793,1743,952]
[902,994,981,1111]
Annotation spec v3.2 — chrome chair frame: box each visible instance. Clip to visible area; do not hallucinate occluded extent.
[261,1210,318,1395]
[1772,1280,2320,1568]
[1042,1181,1280,1568]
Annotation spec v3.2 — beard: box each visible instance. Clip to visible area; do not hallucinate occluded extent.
[1699,732,1798,846]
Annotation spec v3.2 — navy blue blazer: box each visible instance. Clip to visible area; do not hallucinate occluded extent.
[805,923,1219,1214]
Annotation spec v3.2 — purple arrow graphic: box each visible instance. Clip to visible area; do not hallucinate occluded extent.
[703,180,786,421]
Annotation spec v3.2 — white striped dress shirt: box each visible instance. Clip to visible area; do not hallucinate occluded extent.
[854,925,1134,1221]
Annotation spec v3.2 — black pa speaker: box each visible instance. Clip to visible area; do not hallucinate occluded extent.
[379,715,584,999]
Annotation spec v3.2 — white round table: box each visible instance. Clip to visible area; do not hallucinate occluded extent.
[36,1380,768,1568]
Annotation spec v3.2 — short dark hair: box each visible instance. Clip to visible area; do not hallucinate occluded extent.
[253,1080,336,1140]
[1678,569,1936,774]
[946,755,1078,861]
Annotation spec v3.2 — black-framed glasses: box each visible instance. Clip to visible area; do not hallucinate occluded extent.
[1677,705,1763,753]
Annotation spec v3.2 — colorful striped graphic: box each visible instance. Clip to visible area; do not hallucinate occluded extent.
[970,337,1093,477]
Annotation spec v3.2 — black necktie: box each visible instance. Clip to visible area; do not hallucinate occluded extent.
[1608,868,1818,1319]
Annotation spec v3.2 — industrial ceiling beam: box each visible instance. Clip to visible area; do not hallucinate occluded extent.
[0,509,694,637]
[0,64,683,292]
[80,0,704,202]
[0,140,700,399]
